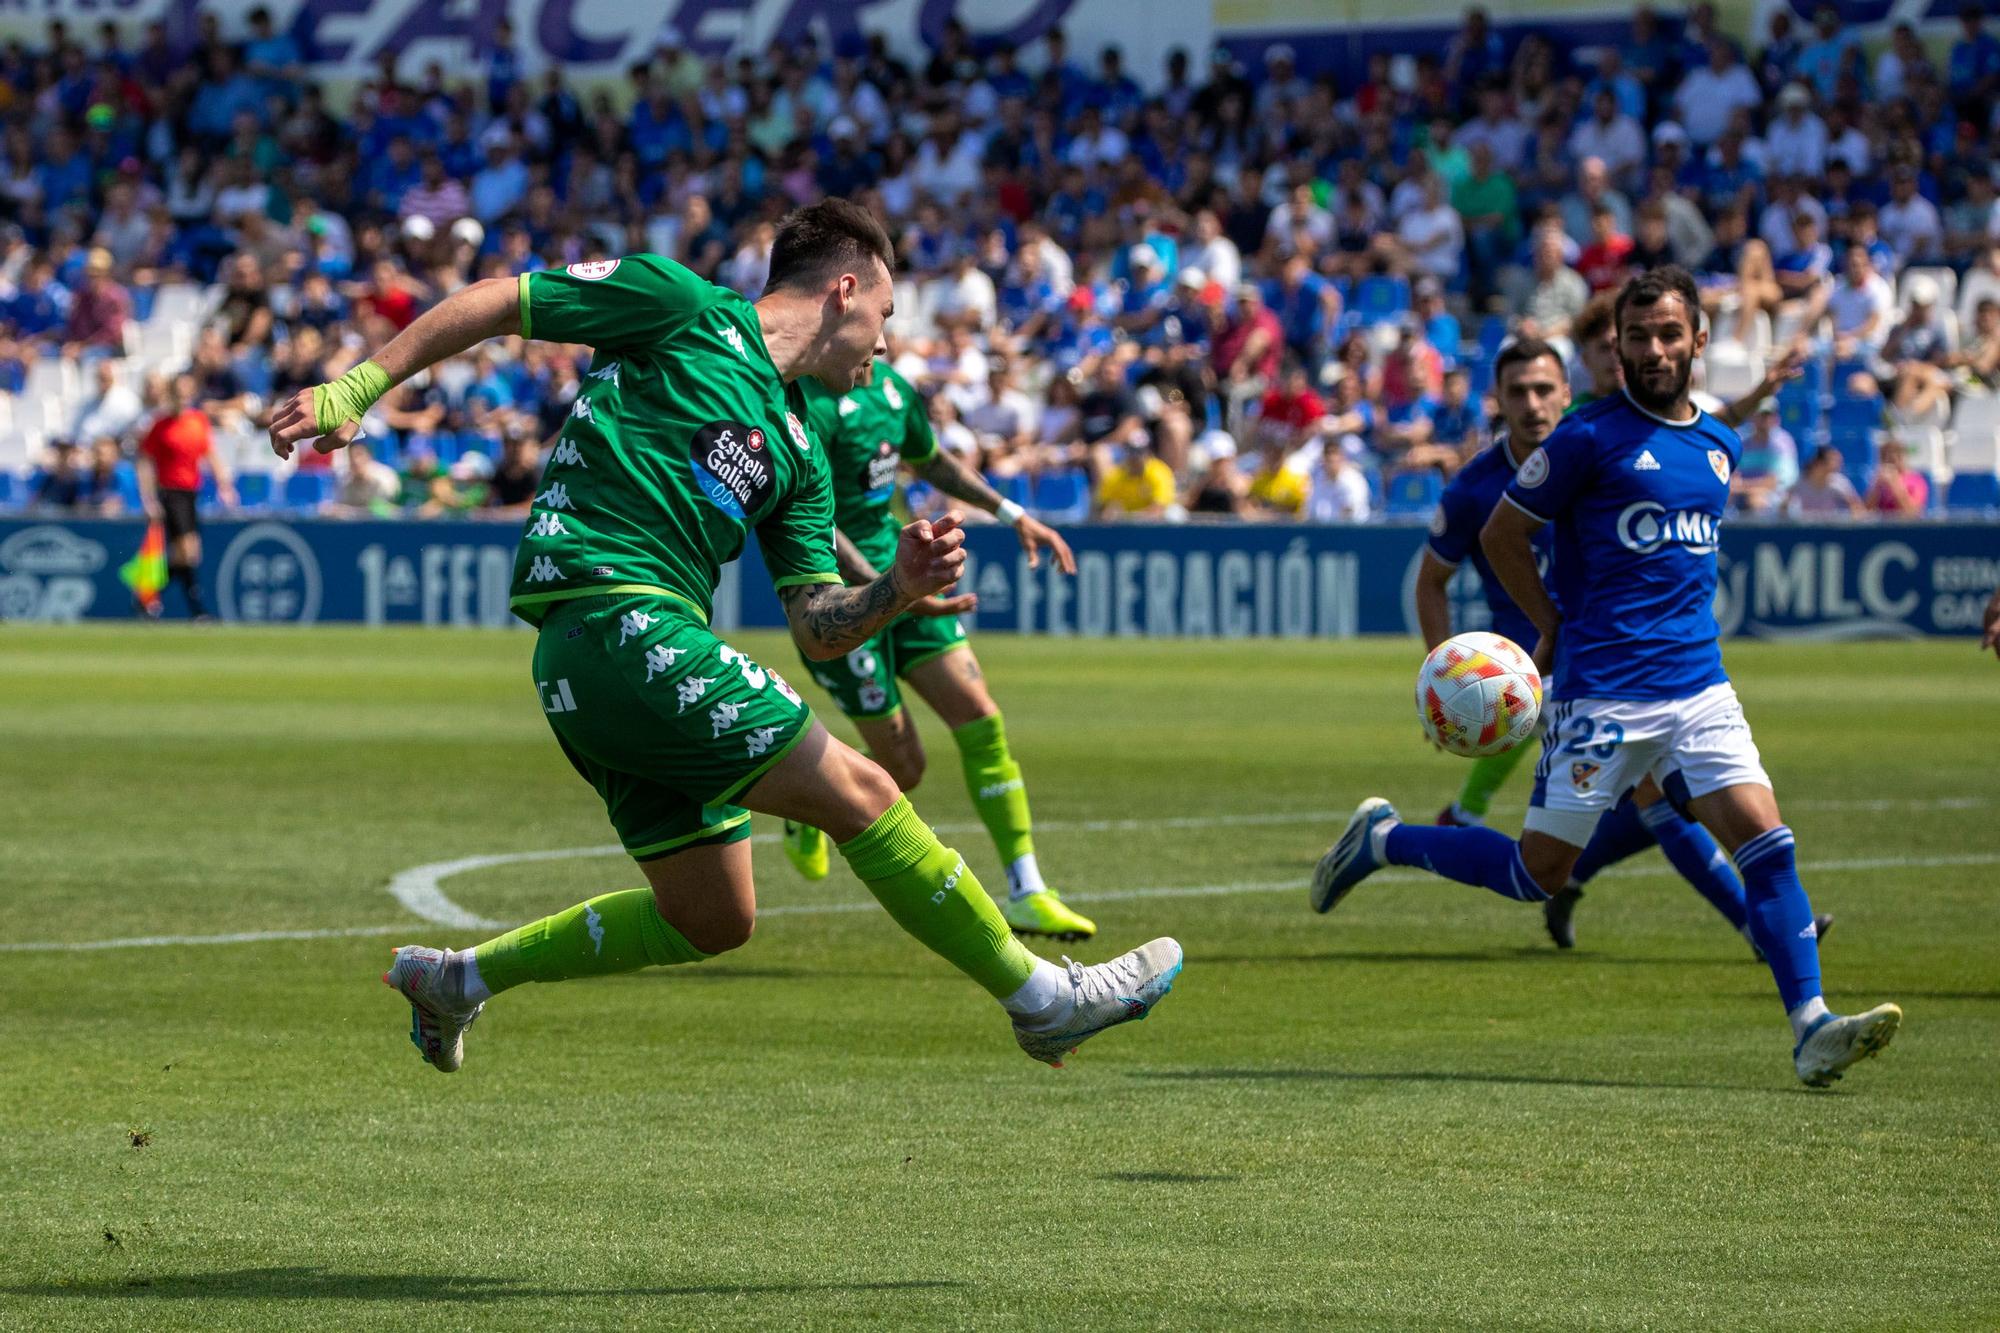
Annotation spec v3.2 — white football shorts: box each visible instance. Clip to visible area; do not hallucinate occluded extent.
[1523,681,1771,846]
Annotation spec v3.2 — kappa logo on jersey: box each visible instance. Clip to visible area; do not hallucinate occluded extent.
[526,555,561,582]
[881,377,904,411]
[786,411,812,452]
[550,440,588,468]
[566,259,620,280]
[708,699,743,736]
[528,512,566,537]
[720,323,747,359]
[690,421,776,519]
[863,440,899,502]
[675,674,715,712]
[642,643,685,681]
[718,644,768,690]
[618,610,656,646]
[571,397,594,423]
[745,725,781,758]
[1516,447,1550,488]
[1615,501,1719,555]
[1570,761,1599,789]
[838,396,860,417]
[1634,449,1661,471]
[582,901,605,954]
[587,362,620,386]
[1708,449,1731,484]
[536,482,573,510]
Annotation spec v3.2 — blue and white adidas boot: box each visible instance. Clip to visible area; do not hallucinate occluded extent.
[1793,1003,1903,1088]
[1311,798,1400,914]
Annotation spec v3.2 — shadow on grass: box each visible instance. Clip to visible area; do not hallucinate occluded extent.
[1098,1171,1240,1184]
[1195,949,1744,969]
[9,1269,966,1302]
[1131,1067,1780,1094]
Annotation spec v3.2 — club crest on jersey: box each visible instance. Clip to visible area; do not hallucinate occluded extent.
[1516,447,1549,488]
[689,421,777,520]
[1570,761,1600,789]
[863,441,898,502]
[566,259,619,281]
[786,412,812,452]
[1708,449,1731,484]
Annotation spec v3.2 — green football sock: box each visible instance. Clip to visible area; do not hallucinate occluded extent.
[838,796,1038,999]
[472,888,710,994]
[953,712,1034,865]
[1455,743,1533,818]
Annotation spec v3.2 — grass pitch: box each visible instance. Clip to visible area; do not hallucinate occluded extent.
[1,626,1996,1331]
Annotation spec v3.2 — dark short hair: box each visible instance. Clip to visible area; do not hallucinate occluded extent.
[1575,292,1619,343]
[1494,336,1565,384]
[1614,265,1701,331]
[765,198,895,295]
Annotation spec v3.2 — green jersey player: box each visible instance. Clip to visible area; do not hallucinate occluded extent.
[784,359,1095,942]
[269,201,1182,1073]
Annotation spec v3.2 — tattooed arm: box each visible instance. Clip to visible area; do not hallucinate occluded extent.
[783,514,969,660]
[834,527,976,618]
[910,450,1078,574]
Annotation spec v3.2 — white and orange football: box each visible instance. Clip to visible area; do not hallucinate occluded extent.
[1415,631,1543,758]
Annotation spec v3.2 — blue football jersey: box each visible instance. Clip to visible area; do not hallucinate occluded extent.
[1425,438,1547,649]
[1502,392,1740,702]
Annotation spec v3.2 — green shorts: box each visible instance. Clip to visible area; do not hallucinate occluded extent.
[800,610,969,720]
[533,593,815,859]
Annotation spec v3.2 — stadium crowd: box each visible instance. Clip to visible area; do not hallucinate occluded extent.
[4,4,2000,524]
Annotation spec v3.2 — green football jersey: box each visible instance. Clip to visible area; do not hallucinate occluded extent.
[507,255,841,625]
[797,360,938,574]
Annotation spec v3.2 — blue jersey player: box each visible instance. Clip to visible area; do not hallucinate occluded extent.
[1415,338,1824,954]
[1316,269,1902,1087]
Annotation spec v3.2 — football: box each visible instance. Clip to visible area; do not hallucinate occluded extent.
[1415,631,1543,758]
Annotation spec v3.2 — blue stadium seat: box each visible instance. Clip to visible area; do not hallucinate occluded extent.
[0,470,16,509]
[1352,275,1410,325]
[1776,378,1823,441]
[116,469,143,512]
[235,473,272,510]
[1032,469,1091,522]
[1384,470,1443,518]
[130,286,156,322]
[1944,472,2000,513]
[1477,315,1510,357]
[283,471,336,511]
[986,472,1031,507]
[1827,397,1880,453]
[197,474,220,510]
[462,432,502,459]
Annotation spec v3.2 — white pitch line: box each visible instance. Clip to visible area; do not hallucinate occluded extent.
[6,849,1996,954]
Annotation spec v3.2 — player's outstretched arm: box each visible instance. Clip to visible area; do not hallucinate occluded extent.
[1480,499,1562,673]
[833,527,975,618]
[1715,344,1807,429]
[911,451,1077,573]
[1413,550,1458,651]
[783,514,968,660]
[268,276,522,460]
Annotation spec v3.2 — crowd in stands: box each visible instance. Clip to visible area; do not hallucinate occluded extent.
[5,4,2000,524]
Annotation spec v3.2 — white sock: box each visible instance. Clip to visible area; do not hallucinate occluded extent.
[1369,818,1398,863]
[1002,957,1073,1027]
[1449,803,1486,827]
[1788,995,1831,1042]
[455,949,492,1005]
[1006,853,1048,900]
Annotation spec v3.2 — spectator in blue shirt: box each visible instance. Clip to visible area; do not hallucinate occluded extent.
[242,7,302,106]
[1950,6,2000,106]
[1795,5,1863,102]
[3,256,71,338]
[188,46,266,143]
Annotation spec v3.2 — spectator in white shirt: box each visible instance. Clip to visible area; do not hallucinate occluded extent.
[1395,174,1464,282]
[1060,107,1129,169]
[1264,180,1332,257]
[1813,244,1897,358]
[1765,84,1828,179]
[1783,445,1866,517]
[1673,38,1764,146]
[1455,85,1529,173]
[1758,177,1827,259]
[1180,209,1242,294]
[69,359,143,445]
[1567,88,1646,191]
[1305,435,1372,521]
[1878,170,1944,265]
[934,251,997,330]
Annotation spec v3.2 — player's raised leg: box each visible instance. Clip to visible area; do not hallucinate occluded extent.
[744,722,1174,1066]
[903,644,1094,941]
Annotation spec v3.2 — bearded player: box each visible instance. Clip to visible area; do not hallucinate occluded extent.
[269,201,1181,1072]
[782,358,1095,942]
[1316,267,1900,1087]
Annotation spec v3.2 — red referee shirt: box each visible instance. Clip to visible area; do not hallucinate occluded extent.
[139,408,214,492]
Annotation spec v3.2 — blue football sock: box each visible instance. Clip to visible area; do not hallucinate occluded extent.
[1639,801,1750,932]
[1383,823,1550,902]
[1567,796,1655,887]
[1734,826,1822,1013]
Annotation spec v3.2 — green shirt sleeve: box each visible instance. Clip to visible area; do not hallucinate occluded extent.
[519,255,708,349]
[760,400,842,591]
[886,365,938,464]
